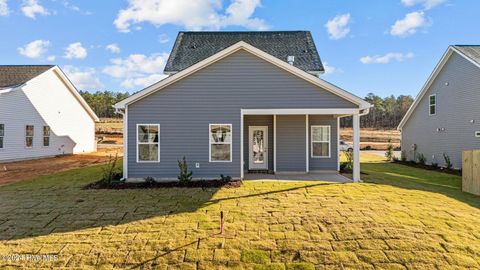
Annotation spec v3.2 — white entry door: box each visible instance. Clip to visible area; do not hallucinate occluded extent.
[249,126,268,170]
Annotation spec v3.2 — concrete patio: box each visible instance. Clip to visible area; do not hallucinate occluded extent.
[244,172,352,182]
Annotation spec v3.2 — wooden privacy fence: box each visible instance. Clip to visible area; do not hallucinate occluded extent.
[462,150,480,195]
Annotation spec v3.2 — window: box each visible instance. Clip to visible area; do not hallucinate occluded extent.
[0,124,4,149]
[429,94,436,115]
[137,124,159,162]
[311,125,330,158]
[209,124,232,162]
[26,125,34,148]
[43,126,50,147]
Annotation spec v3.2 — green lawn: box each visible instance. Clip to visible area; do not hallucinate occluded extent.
[0,155,479,269]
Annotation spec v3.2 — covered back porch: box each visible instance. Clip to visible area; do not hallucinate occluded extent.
[241,109,364,182]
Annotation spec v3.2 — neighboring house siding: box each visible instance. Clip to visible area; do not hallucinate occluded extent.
[243,115,273,171]
[276,115,306,171]
[127,50,357,179]
[0,69,96,162]
[309,115,338,171]
[401,52,480,168]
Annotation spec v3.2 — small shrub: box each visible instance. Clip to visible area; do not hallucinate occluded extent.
[401,150,407,162]
[339,162,348,171]
[417,153,426,165]
[144,176,155,185]
[385,140,394,161]
[344,150,353,170]
[364,145,372,150]
[177,156,193,184]
[220,174,232,182]
[443,152,452,169]
[431,162,438,168]
[101,153,121,183]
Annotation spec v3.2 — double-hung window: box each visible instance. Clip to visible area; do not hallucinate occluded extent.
[43,126,50,147]
[0,124,4,149]
[429,94,436,115]
[209,124,232,162]
[137,124,160,162]
[311,125,331,158]
[26,125,34,148]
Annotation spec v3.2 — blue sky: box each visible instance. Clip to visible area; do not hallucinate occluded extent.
[1,0,479,98]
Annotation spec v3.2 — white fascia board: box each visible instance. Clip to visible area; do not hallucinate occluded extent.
[397,47,456,130]
[114,41,371,110]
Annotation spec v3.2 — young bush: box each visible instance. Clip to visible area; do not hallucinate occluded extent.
[443,152,453,169]
[417,153,426,165]
[177,156,193,184]
[401,150,407,162]
[385,140,394,161]
[144,176,155,185]
[344,150,353,170]
[102,153,121,183]
[220,174,232,182]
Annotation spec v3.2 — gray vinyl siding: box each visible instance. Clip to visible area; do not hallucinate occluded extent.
[401,52,480,168]
[276,115,306,172]
[127,50,357,179]
[243,115,273,171]
[309,115,338,171]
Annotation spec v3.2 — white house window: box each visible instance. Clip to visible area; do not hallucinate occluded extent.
[26,125,34,148]
[209,124,232,162]
[0,124,4,149]
[43,126,50,147]
[137,124,160,162]
[311,125,330,158]
[429,94,436,115]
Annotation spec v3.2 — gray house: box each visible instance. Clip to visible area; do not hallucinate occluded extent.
[114,31,371,182]
[398,45,480,168]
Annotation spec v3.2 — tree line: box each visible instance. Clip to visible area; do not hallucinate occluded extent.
[80,91,414,129]
[341,93,414,129]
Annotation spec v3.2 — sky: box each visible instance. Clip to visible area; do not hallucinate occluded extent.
[1,0,479,98]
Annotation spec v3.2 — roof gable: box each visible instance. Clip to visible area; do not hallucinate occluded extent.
[454,45,480,66]
[398,45,480,130]
[0,65,54,88]
[164,31,324,74]
[115,41,370,110]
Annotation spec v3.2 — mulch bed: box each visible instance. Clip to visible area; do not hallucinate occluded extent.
[394,161,462,176]
[85,179,242,189]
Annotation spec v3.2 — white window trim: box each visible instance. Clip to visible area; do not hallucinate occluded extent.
[0,124,4,150]
[209,123,232,163]
[429,94,436,116]
[43,126,50,148]
[136,124,160,163]
[311,125,331,158]
[25,125,34,149]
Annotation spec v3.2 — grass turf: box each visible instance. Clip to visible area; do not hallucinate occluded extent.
[0,153,479,269]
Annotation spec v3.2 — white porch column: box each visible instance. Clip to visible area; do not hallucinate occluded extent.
[352,113,360,182]
[240,112,244,179]
[273,114,277,173]
[305,114,309,172]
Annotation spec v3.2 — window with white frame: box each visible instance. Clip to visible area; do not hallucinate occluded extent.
[209,124,232,162]
[26,125,34,148]
[429,94,436,115]
[311,125,330,158]
[137,124,160,162]
[0,124,4,149]
[43,126,50,147]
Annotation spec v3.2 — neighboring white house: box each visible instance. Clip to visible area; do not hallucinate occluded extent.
[0,65,99,162]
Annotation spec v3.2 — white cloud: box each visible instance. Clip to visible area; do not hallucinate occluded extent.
[323,62,338,75]
[64,42,87,59]
[63,66,103,90]
[103,53,170,89]
[18,39,50,59]
[21,0,50,19]
[158,34,169,44]
[113,0,267,33]
[401,0,446,10]
[360,52,414,64]
[47,55,56,61]
[0,0,10,16]
[325,13,351,40]
[390,11,429,37]
[106,43,121,54]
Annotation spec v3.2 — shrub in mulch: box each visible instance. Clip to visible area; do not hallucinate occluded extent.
[393,160,461,176]
[84,178,242,190]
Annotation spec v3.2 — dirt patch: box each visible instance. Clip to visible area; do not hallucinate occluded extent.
[85,179,242,189]
[341,128,400,150]
[0,146,123,186]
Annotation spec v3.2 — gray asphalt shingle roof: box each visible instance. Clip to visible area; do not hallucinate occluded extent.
[454,45,480,66]
[0,65,54,88]
[164,31,324,74]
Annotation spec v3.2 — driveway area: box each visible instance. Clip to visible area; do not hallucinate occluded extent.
[0,154,479,269]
